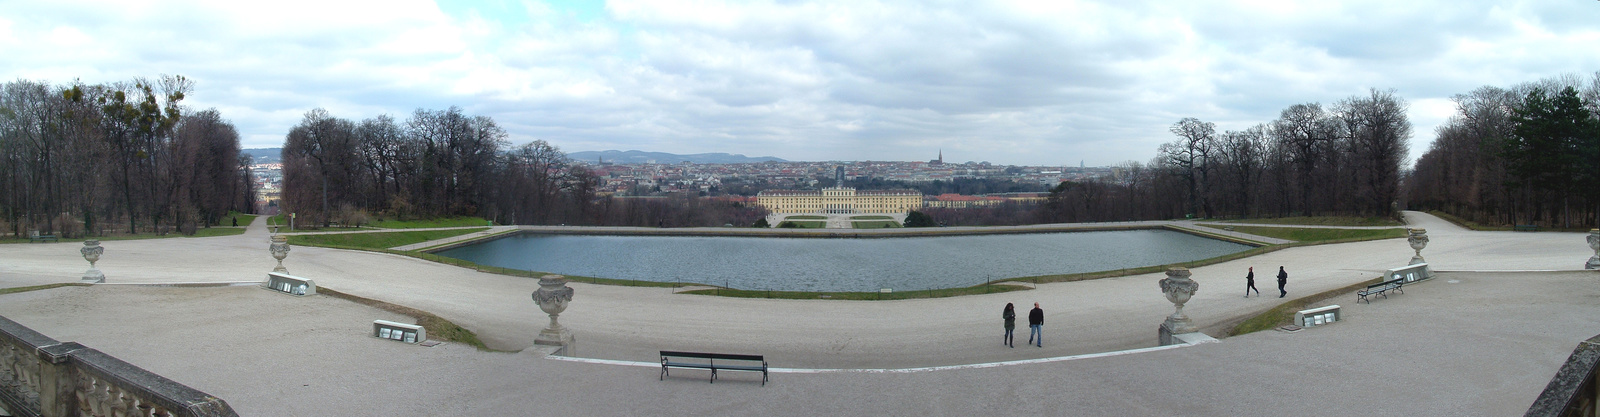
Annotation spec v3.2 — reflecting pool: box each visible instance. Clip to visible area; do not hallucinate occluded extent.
[436,229,1251,292]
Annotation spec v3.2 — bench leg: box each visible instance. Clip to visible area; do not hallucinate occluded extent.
[661,366,666,381]
[710,369,716,384]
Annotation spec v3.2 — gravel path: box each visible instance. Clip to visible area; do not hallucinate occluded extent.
[1,211,1595,415]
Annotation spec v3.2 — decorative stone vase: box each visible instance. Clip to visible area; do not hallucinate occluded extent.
[1408,228,1429,265]
[1159,267,1199,334]
[1587,229,1600,270]
[532,274,575,346]
[270,235,290,273]
[80,240,105,283]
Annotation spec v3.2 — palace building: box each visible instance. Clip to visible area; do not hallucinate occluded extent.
[756,187,923,214]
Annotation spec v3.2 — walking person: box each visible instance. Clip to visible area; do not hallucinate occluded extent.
[1245,267,1259,297]
[1027,302,1044,347]
[1277,266,1289,298]
[1002,303,1016,348]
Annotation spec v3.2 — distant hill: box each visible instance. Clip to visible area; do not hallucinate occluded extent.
[242,148,282,164]
[568,150,786,164]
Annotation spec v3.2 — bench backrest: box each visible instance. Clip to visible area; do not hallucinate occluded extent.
[661,351,764,362]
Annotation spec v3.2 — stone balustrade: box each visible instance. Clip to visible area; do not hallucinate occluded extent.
[1529,333,1600,416]
[0,314,237,417]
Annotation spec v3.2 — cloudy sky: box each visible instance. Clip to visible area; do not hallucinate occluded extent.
[3,0,1597,166]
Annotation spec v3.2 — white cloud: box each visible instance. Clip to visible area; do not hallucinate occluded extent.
[0,0,1595,166]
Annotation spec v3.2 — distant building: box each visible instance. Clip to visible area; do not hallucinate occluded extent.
[757,187,922,214]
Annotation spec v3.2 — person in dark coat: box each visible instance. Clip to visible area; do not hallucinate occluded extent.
[1027,302,1044,347]
[1245,267,1259,297]
[1002,303,1016,348]
[1277,266,1289,298]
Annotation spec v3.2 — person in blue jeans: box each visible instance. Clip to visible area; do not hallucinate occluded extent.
[1027,302,1044,347]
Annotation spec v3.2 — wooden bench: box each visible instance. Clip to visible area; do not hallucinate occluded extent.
[1514,224,1540,232]
[27,231,58,243]
[1356,279,1405,304]
[660,350,768,386]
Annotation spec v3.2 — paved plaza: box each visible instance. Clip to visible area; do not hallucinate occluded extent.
[1,212,1596,415]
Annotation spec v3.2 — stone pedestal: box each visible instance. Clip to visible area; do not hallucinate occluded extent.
[532,274,575,348]
[80,240,105,283]
[269,235,290,273]
[1158,267,1200,346]
[1586,230,1600,270]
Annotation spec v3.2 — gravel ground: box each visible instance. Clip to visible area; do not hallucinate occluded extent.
[1,211,1595,415]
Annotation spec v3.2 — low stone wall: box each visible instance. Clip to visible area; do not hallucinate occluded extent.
[0,314,238,417]
[1528,333,1600,416]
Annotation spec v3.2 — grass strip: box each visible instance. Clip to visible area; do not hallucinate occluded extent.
[0,227,246,244]
[852,221,901,229]
[370,216,492,229]
[996,230,1405,287]
[677,281,1031,300]
[316,287,492,351]
[0,282,91,295]
[1230,277,1382,336]
[851,215,894,220]
[287,228,489,250]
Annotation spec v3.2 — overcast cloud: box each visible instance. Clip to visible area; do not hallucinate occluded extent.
[2,0,1597,166]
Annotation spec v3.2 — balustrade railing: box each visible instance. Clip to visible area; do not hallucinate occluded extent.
[0,314,237,417]
[1528,333,1600,417]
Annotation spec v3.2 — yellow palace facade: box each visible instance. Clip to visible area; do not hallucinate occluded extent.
[756,187,923,214]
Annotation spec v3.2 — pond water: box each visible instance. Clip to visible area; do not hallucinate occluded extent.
[435,229,1252,292]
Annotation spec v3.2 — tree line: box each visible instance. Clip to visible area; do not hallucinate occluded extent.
[0,76,255,237]
[1026,88,1413,225]
[280,108,765,228]
[1407,72,1600,229]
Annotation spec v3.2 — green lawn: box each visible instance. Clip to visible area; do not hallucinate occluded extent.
[851,215,894,220]
[287,228,490,250]
[221,211,256,227]
[680,282,1029,300]
[1217,216,1403,227]
[1,226,246,244]
[778,221,826,228]
[1231,277,1380,336]
[853,221,901,228]
[370,216,493,229]
[1201,224,1407,243]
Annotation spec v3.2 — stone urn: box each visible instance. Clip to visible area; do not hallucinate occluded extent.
[270,235,290,273]
[80,240,105,283]
[1586,229,1600,270]
[1408,228,1429,265]
[532,274,575,346]
[1159,267,1199,334]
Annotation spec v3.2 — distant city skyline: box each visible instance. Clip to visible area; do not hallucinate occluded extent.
[4,1,1597,166]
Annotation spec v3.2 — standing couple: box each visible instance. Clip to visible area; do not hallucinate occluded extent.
[1002,302,1044,348]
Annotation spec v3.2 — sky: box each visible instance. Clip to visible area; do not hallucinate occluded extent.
[2,0,1597,167]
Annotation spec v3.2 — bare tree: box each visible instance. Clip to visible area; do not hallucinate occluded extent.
[1162,117,1217,217]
